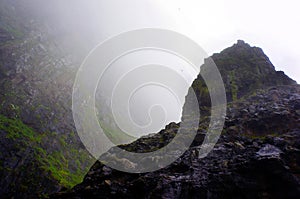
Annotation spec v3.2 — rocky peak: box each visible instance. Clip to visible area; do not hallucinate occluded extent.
[195,40,296,103]
[236,39,248,45]
[54,84,300,199]
[52,40,300,198]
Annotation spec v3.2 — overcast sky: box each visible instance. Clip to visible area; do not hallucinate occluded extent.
[53,0,298,83]
[39,0,300,82]
[161,0,300,83]
[31,0,299,138]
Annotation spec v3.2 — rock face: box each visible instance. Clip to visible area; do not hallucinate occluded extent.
[53,41,300,198]
[0,1,94,197]
[1,1,299,197]
[54,85,300,199]
[193,40,296,106]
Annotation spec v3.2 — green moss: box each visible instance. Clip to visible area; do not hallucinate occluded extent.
[59,135,68,147]
[0,114,37,141]
[36,135,91,188]
[244,132,278,140]
[0,114,91,189]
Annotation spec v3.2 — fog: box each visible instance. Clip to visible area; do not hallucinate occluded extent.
[26,0,299,82]
[22,0,299,140]
[29,0,201,140]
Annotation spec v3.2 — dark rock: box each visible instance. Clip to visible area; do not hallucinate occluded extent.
[53,40,299,198]
[0,1,94,198]
[53,86,300,198]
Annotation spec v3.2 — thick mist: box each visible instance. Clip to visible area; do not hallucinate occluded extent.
[23,0,201,141]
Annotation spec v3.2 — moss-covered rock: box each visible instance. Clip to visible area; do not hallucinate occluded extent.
[0,1,94,197]
[0,114,93,198]
[193,40,296,104]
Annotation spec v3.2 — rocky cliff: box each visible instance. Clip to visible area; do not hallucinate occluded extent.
[53,41,300,199]
[0,1,94,198]
[1,1,299,198]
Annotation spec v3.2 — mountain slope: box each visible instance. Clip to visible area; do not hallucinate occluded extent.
[53,41,300,199]
[0,1,94,197]
[192,40,296,106]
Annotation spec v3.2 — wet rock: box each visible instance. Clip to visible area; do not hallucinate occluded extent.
[53,85,300,199]
[256,144,282,158]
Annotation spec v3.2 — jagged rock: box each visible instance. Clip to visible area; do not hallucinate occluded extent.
[193,40,296,104]
[1,1,299,197]
[52,40,300,199]
[256,144,282,157]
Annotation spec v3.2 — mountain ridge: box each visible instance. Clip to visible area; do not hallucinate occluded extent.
[1,1,298,199]
[53,41,300,198]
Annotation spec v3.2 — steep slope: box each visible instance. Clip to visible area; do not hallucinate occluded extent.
[192,40,296,107]
[53,42,300,198]
[0,1,94,197]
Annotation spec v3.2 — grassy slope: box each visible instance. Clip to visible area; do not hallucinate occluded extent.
[0,114,93,195]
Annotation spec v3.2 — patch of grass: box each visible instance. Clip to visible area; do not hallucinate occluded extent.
[0,114,92,189]
[0,114,40,141]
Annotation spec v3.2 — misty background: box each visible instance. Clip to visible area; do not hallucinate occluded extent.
[24,0,300,83]
[15,0,300,139]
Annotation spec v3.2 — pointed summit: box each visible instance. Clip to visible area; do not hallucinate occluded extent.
[236,39,249,46]
[194,41,296,102]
